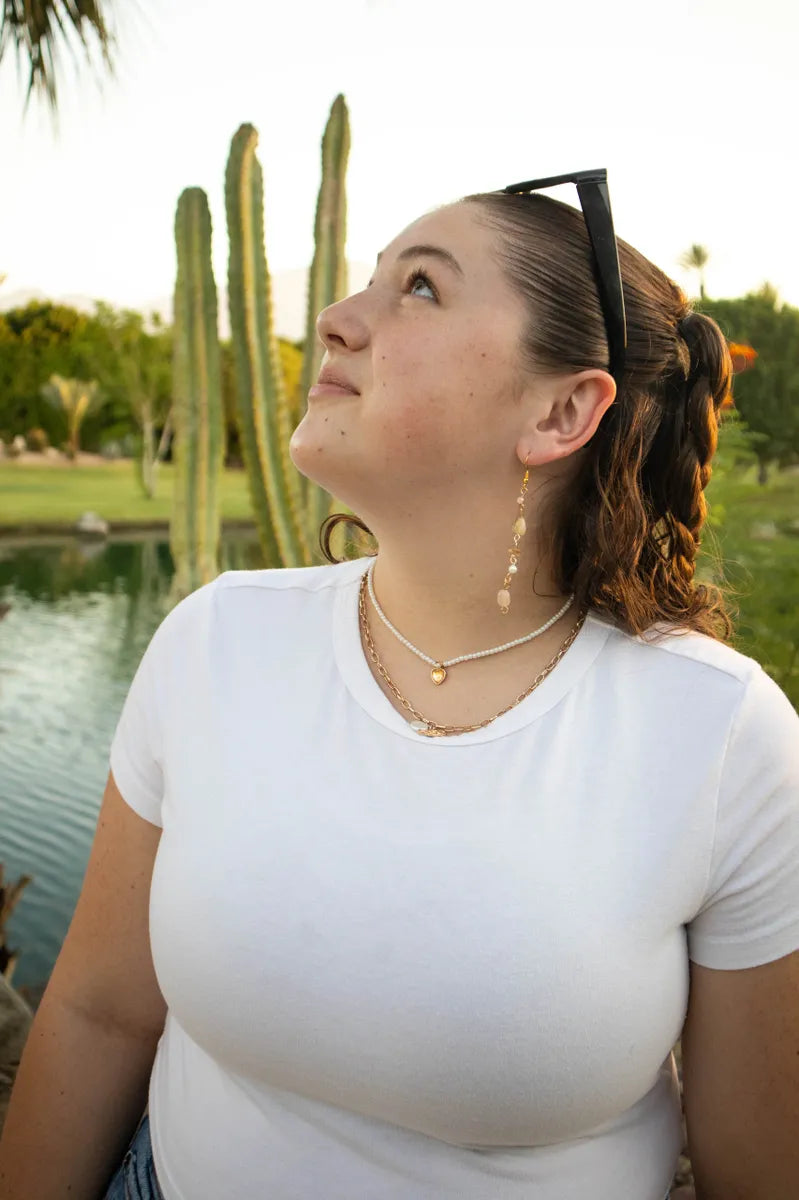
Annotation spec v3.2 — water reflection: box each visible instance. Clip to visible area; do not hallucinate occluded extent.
[0,529,263,999]
[0,529,264,603]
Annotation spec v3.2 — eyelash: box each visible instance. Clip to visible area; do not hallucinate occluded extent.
[366,266,438,301]
[405,267,438,301]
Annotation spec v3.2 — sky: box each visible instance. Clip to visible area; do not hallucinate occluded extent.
[1,0,797,338]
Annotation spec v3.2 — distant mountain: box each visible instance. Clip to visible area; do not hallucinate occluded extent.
[0,262,373,342]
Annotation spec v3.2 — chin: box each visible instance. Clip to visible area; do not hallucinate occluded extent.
[288,418,325,481]
[288,428,360,510]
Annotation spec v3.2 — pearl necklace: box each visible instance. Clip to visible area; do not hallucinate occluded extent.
[365,559,574,685]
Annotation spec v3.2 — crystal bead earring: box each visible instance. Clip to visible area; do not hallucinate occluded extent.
[497,453,530,614]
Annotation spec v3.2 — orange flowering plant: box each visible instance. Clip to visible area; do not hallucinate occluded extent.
[722,342,758,409]
[728,342,758,373]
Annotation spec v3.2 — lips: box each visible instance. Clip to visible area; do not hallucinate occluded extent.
[316,365,359,394]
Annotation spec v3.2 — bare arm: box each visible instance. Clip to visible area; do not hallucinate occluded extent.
[0,992,161,1199]
[0,770,167,1198]
[681,952,799,1200]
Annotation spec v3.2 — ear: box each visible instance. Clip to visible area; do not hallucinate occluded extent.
[521,370,616,467]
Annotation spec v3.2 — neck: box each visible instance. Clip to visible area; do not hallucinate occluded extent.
[363,533,572,662]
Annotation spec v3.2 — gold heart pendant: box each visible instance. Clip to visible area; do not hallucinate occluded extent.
[430,665,447,685]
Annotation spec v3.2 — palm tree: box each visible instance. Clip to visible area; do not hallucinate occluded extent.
[0,1,114,108]
[100,306,174,499]
[679,244,710,300]
[41,374,104,459]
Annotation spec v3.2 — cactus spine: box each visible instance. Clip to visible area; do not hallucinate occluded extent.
[226,124,310,568]
[299,94,351,535]
[170,188,225,597]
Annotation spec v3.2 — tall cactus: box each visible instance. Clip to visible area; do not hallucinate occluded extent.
[170,188,225,598]
[226,124,310,568]
[299,94,351,536]
[225,96,352,568]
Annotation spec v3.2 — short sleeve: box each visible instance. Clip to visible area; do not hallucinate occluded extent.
[687,664,799,969]
[109,620,166,827]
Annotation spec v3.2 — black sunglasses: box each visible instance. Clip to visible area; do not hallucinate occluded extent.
[501,168,627,384]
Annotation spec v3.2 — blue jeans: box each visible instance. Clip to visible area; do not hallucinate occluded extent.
[103,1111,165,1200]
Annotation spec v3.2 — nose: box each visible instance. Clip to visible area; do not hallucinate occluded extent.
[316,293,370,354]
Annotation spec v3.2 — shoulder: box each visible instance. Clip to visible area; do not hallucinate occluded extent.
[214,557,368,599]
[158,557,369,647]
[593,610,761,693]
[137,558,370,687]
[163,558,367,627]
[591,611,797,746]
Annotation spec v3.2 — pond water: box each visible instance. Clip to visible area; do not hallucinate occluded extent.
[0,530,264,995]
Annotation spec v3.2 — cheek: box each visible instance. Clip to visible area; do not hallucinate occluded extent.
[367,322,518,462]
[371,397,448,465]
[366,338,452,450]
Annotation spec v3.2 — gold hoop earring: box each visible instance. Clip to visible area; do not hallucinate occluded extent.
[497,454,530,614]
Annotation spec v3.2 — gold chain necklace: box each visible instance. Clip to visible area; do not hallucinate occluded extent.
[358,571,587,738]
[365,558,575,686]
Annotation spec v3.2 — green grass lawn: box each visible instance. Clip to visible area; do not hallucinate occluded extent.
[2,455,797,706]
[0,459,254,526]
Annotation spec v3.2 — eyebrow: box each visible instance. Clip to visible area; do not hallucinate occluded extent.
[374,243,465,279]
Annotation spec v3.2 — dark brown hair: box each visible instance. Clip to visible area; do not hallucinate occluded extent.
[320,191,734,641]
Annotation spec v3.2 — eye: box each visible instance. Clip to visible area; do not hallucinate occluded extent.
[405,267,438,301]
[365,265,439,301]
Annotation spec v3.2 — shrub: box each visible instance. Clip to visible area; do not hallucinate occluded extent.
[26,428,50,452]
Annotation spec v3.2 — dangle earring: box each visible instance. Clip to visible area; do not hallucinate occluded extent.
[497,453,530,614]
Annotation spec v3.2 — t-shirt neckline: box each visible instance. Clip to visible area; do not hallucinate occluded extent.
[332,557,611,746]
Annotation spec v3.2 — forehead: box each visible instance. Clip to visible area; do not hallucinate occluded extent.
[378,202,500,279]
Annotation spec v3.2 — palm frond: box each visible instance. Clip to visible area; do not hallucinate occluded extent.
[678,243,710,273]
[0,0,114,109]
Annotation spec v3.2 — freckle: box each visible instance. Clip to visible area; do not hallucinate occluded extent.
[481,351,486,357]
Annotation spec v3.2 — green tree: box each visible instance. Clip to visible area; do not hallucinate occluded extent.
[0,0,113,108]
[679,243,710,300]
[0,302,99,444]
[41,373,104,458]
[704,410,763,533]
[699,286,799,483]
[0,300,172,455]
[93,303,173,496]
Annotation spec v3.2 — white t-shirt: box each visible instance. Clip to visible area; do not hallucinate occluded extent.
[109,555,799,1200]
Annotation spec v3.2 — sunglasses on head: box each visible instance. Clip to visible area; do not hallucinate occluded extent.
[501,168,627,385]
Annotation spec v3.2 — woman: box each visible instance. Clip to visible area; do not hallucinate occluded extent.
[2,178,797,1200]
